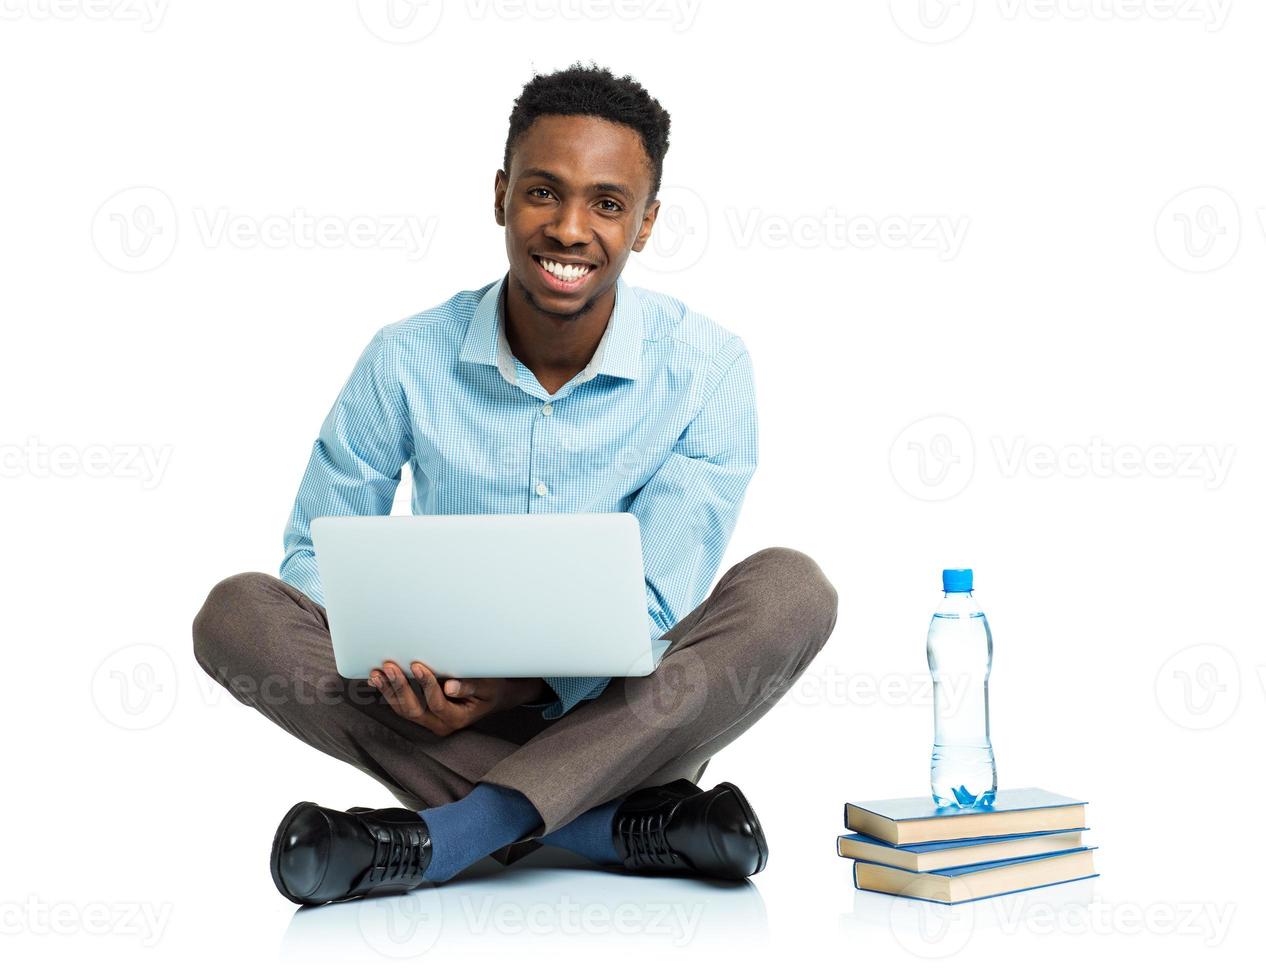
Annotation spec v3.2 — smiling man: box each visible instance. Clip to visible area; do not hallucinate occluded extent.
[192,62,839,906]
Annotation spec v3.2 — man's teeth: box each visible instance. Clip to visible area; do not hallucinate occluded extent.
[538,257,592,282]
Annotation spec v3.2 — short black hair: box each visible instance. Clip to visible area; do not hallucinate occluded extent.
[503,61,671,204]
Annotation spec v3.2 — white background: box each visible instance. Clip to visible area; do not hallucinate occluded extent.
[1,0,1261,975]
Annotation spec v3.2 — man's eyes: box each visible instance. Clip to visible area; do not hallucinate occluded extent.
[526,187,623,212]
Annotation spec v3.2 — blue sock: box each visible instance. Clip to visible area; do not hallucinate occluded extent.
[418,782,543,882]
[538,796,623,866]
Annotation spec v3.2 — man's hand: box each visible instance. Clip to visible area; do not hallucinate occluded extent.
[369,661,549,736]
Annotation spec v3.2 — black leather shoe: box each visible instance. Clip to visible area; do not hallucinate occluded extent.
[270,802,432,906]
[611,778,768,880]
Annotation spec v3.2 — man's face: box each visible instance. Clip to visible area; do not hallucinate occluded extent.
[495,113,659,319]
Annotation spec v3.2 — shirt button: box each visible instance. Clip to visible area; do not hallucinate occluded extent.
[541,404,553,416]
[535,482,549,496]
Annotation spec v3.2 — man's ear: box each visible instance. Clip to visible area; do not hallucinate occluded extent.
[493,170,508,227]
[631,198,660,253]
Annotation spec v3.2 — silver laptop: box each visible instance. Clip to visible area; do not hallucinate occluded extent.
[310,513,673,680]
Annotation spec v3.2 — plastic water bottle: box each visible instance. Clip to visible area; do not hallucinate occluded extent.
[927,568,997,808]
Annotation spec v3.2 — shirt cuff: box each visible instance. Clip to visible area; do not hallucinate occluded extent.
[279,551,325,608]
[527,675,612,719]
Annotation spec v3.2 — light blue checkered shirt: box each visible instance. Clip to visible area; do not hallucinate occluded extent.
[280,272,758,718]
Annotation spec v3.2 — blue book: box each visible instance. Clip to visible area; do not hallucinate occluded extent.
[844,788,1087,845]
[853,847,1099,905]
[837,827,1088,873]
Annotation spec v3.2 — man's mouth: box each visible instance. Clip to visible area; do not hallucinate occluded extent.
[532,254,597,292]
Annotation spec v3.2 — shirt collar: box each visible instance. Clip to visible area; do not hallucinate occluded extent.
[459,272,643,386]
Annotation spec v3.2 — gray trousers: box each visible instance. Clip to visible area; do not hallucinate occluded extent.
[191,546,839,866]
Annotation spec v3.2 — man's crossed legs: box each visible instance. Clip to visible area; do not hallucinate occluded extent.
[191,546,839,904]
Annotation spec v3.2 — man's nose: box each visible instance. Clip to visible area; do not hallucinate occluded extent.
[545,200,592,247]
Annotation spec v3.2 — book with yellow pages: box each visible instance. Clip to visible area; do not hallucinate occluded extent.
[844,788,1086,846]
[853,847,1098,905]
[837,827,1086,873]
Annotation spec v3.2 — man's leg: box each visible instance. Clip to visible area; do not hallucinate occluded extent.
[481,545,840,837]
[195,545,838,887]
[282,544,836,888]
[190,571,554,863]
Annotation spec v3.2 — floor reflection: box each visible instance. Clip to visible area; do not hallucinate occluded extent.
[280,845,769,960]
[839,877,1100,957]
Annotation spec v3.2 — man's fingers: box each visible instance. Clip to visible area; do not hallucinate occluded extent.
[377,661,425,720]
[367,661,503,737]
[367,661,485,737]
[411,662,458,718]
[443,678,478,698]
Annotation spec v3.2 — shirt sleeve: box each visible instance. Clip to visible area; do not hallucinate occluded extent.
[280,328,412,607]
[635,339,759,636]
[522,676,614,720]
[527,339,759,720]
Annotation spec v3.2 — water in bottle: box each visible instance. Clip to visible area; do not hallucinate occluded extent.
[927,568,997,808]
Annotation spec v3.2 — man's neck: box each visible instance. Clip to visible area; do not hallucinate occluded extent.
[503,272,617,395]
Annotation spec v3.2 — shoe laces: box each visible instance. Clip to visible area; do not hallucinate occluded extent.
[618,807,682,869]
[367,822,428,884]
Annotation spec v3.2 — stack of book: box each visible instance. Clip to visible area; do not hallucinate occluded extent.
[837,788,1098,905]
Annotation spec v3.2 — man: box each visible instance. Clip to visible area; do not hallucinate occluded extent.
[192,62,838,906]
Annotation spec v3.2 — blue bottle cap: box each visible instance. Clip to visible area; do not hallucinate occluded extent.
[942,568,973,593]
